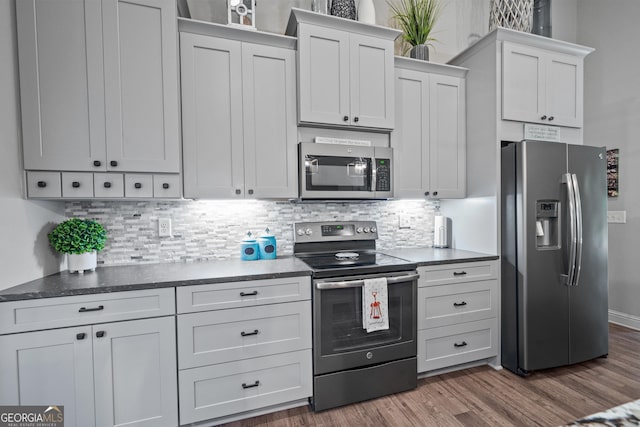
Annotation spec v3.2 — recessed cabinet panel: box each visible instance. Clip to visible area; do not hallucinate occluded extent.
[546,55,582,127]
[62,173,94,198]
[26,171,62,198]
[124,173,154,198]
[94,173,124,198]
[502,45,542,122]
[17,0,106,172]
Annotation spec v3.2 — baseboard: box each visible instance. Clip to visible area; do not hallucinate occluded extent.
[609,309,640,331]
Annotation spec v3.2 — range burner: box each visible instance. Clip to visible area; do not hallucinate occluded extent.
[335,251,359,261]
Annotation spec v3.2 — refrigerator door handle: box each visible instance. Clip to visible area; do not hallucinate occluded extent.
[572,173,583,286]
[562,173,577,286]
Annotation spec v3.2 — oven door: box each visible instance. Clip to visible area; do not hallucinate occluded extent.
[313,271,417,375]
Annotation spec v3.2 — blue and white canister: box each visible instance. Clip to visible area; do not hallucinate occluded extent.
[258,227,277,260]
[240,231,260,261]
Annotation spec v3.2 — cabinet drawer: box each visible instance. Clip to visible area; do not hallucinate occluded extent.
[418,280,498,329]
[94,173,124,197]
[0,288,175,334]
[153,174,181,198]
[178,300,311,369]
[62,172,94,198]
[418,260,498,287]
[26,171,61,198]
[125,173,153,198]
[176,276,311,314]
[178,350,312,424]
[417,318,498,373]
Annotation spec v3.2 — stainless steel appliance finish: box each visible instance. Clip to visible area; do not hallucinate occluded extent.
[293,221,417,411]
[299,143,393,200]
[501,140,608,376]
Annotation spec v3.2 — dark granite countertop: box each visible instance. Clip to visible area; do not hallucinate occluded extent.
[0,257,313,302]
[384,248,499,266]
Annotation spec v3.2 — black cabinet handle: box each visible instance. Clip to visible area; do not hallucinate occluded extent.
[241,329,259,337]
[453,271,467,276]
[424,191,429,196]
[432,191,438,196]
[548,116,554,121]
[79,305,104,313]
[134,183,142,189]
[453,301,467,307]
[76,333,86,340]
[37,181,47,188]
[248,189,254,195]
[104,182,112,188]
[540,115,547,120]
[95,331,106,338]
[343,115,349,122]
[235,189,241,195]
[354,116,359,123]
[242,381,260,389]
[72,181,80,188]
[454,341,468,348]
[93,160,102,167]
[162,183,170,189]
[110,160,118,167]
[240,291,258,297]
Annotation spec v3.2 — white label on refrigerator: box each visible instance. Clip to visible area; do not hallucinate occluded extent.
[524,124,562,142]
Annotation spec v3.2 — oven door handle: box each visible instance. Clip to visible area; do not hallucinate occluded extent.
[315,273,419,290]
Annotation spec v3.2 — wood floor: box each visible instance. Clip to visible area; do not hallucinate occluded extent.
[222,324,640,427]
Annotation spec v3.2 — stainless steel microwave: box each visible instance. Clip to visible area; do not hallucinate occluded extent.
[299,142,393,199]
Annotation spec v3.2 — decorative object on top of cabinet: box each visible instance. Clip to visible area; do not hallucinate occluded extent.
[16,0,180,175]
[392,58,467,199]
[286,8,400,130]
[228,0,256,30]
[48,218,107,273]
[489,0,533,32]
[388,0,444,61]
[358,0,376,24]
[311,0,330,14]
[330,0,357,20]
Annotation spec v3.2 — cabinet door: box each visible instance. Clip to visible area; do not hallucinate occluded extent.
[102,0,180,173]
[17,0,106,172]
[546,53,583,128]
[392,68,430,198]
[502,41,545,124]
[181,33,245,199]
[297,24,350,126]
[429,74,466,199]
[0,327,95,427]
[349,34,395,129]
[93,317,178,427]
[242,44,298,199]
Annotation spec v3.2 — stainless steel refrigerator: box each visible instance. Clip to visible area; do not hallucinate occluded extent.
[501,140,608,376]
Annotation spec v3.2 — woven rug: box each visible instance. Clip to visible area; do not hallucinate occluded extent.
[564,399,640,426]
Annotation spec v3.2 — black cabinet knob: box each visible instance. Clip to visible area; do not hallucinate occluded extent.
[354,117,359,123]
[162,183,169,189]
[76,333,86,340]
[134,183,142,189]
[248,189,254,195]
[110,160,118,167]
[95,331,106,338]
[541,115,547,120]
[104,182,112,188]
[433,191,438,196]
[72,181,80,188]
[548,116,554,121]
[343,115,349,122]
[93,160,102,167]
[37,181,47,188]
[424,191,429,196]
[235,189,241,195]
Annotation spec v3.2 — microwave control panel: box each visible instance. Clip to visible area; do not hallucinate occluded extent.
[375,159,391,191]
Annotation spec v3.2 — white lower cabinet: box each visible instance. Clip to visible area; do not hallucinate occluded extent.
[417,260,499,373]
[0,290,178,427]
[176,276,313,425]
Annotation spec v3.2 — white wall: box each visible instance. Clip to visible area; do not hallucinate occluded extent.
[551,0,577,43]
[1,0,65,290]
[575,0,640,321]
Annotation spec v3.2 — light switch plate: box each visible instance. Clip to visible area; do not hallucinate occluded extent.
[607,211,626,224]
[398,215,411,229]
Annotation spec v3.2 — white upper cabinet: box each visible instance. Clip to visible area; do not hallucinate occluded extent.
[392,60,467,199]
[180,22,298,199]
[17,0,180,173]
[287,8,399,130]
[502,41,584,128]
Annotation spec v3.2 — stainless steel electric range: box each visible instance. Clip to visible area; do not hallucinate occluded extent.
[293,221,418,411]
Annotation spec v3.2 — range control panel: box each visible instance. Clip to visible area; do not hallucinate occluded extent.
[294,221,378,243]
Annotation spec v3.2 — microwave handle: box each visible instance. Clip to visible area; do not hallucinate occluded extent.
[316,273,419,290]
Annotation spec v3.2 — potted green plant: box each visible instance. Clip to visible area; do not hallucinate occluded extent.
[48,218,107,273]
[388,0,443,60]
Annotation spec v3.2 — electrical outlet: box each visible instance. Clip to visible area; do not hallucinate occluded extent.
[607,211,626,224]
[398,215,411,229]
[158,218,172,236]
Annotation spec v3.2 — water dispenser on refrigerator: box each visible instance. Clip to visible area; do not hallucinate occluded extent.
[535,200,559,249]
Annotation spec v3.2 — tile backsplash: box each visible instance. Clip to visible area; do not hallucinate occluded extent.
[65,199,436,266]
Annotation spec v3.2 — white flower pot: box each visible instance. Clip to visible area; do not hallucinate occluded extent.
[67,251,97,273]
